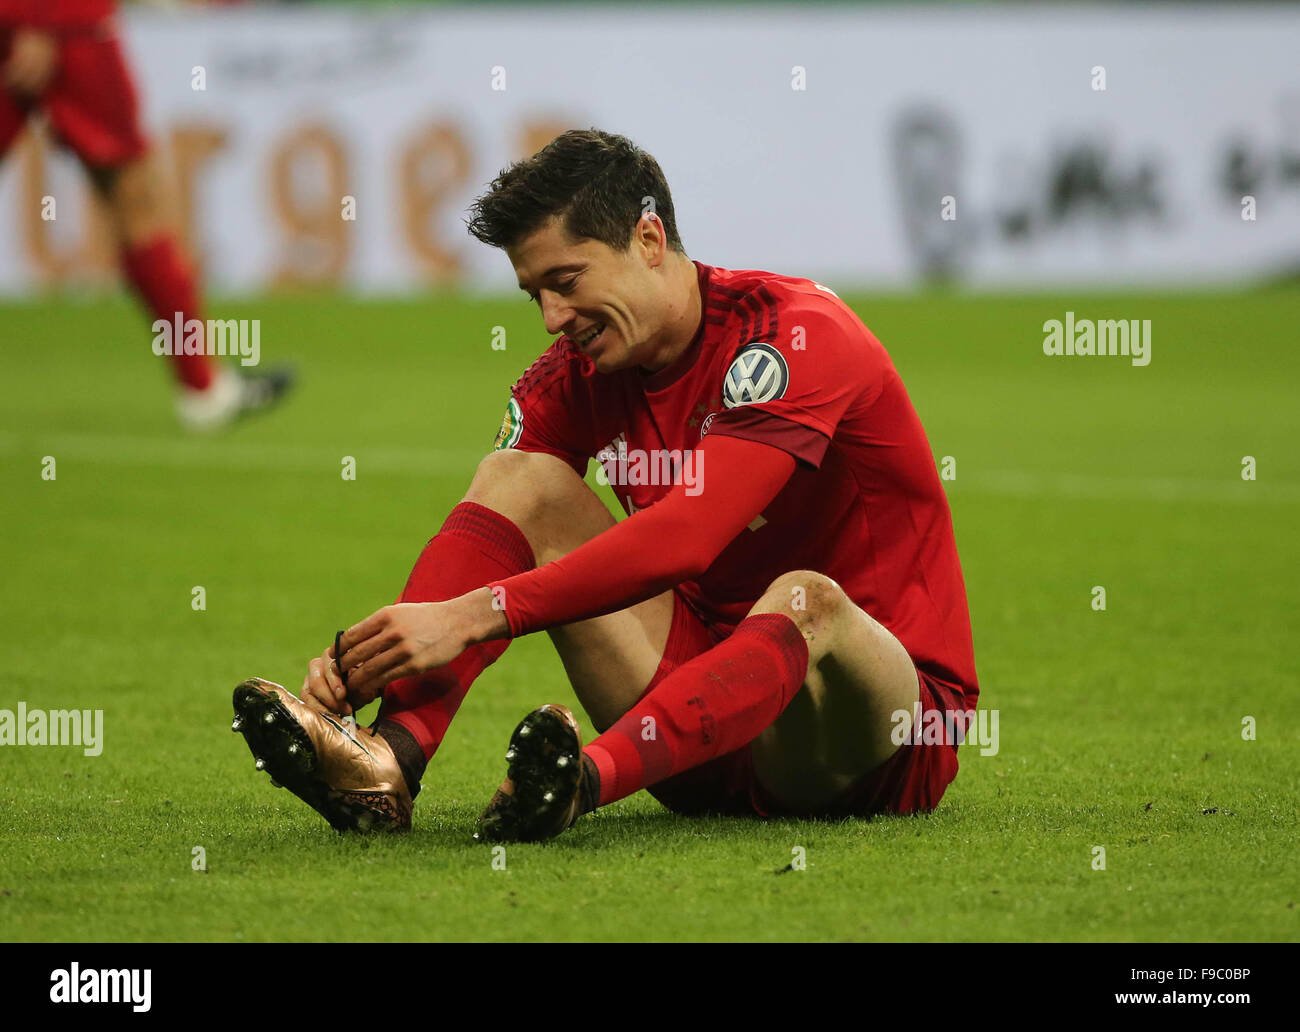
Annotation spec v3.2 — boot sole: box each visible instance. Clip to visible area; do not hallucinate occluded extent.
[231,679,407,834]
[476,707,582,842]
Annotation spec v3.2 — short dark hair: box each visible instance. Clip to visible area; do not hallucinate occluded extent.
[466,128,685,254]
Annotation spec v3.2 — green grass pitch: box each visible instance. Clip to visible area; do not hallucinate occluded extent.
[0,284,1296,942]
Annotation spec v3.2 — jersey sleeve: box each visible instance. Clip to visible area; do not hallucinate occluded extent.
[488,433,795,637]
[493,342,598,476]
[703,295,887,468]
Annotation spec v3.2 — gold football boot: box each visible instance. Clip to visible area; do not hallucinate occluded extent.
[231,677,411,833]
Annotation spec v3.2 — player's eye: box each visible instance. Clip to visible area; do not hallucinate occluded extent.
[524,276,577,304]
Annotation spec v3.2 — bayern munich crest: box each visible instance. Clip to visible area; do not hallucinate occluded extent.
[722,343,789,409]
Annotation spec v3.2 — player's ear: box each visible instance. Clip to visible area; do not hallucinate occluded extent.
[636,213,667,266]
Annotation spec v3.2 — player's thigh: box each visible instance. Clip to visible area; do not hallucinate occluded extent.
[84,154,168,245]
[44,31,148,169]
[546,588,676,734]
[463,448,677,733]
[750,590,920,807]
[463,449,614,563]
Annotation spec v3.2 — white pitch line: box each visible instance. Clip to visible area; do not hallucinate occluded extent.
[0,431,1295,504]
[952,469,1300,505]
[0,431,485,478]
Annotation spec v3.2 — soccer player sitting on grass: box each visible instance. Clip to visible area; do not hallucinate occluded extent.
[231,129,979,841]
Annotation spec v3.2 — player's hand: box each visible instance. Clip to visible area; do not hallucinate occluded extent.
[3,28,59,98]
[301,646,352,717]
[335,597,494,702]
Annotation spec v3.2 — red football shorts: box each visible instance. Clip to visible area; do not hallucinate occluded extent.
[644,590,964,818]
[0,23,148,166]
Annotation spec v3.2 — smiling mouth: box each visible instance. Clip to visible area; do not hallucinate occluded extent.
[573,323,606,349]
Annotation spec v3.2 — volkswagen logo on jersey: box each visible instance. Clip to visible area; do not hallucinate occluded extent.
[722,343,789,409]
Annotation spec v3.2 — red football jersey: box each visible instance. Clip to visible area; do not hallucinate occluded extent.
[502,261,978,704]
[0,0,114,28]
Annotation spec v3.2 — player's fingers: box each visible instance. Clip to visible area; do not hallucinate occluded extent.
[345,644,408,694]
[320,646,347,702]
[339,636,394,675]
[339,620,400,671]
[304,657,343,714]
[301,682,327,714]
[301,670,328,713]
[344,683,376,714]
[376,660,421,686]
[321,650,353,715]
[338,609,392,656]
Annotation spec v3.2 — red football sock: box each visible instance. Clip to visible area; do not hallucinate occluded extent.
[378,502,535,760]
[120,234,213,391]
[584,613,809,807]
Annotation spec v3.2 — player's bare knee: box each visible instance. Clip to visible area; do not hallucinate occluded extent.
[468,449,565,518]
[89,158,165,246]
[751,570,851,654]
[468,446,538,491]
[465,449,610,556]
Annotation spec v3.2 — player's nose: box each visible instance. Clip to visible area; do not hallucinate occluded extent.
[538,290,574,337]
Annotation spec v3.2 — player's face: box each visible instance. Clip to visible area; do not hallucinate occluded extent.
[508,217,665,373]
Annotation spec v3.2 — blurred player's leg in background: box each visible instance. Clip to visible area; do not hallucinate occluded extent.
[88,157,217,399]
[2,19,292,431]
